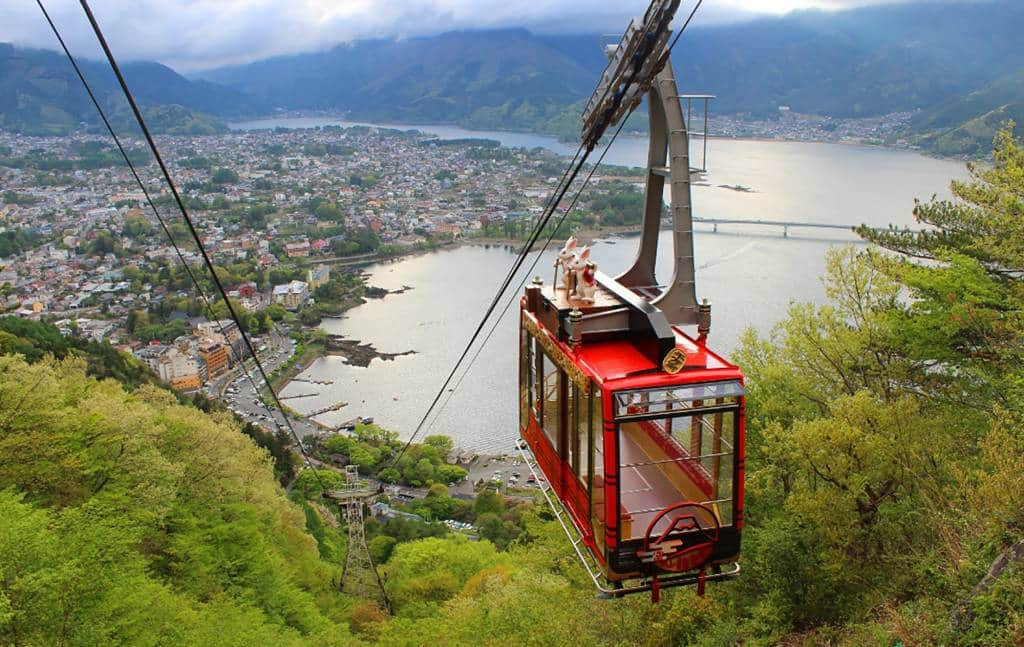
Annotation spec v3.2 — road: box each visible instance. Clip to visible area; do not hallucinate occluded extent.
[210,323,322,442]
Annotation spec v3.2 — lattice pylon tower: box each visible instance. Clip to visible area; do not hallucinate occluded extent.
[326,466,389,611]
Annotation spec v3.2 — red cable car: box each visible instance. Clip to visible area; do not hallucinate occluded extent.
[517,5,744,598]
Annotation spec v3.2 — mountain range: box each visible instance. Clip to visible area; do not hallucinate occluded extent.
[905,67,1024,156]
[0,43,262,135]
[3,1,1024,154]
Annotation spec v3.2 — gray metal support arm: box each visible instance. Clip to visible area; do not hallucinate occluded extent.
[615,58,698,327]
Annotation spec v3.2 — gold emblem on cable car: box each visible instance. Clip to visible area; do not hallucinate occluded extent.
[662,348,687,374]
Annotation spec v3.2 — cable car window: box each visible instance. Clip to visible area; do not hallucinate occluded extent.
[520,328,531,429]
[531,339,543,426]
[615,391,739,541]
[574,387,590,484]
[613,381,744,418]
[568,382,579,476]
[591,386,605,554]
[541,352,560,448]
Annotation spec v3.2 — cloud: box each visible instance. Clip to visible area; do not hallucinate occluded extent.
[0,0,959,71]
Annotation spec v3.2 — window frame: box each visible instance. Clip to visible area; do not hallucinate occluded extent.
[611,387,742,541]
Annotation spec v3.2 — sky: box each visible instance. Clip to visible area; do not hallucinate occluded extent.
[1,0,934,71]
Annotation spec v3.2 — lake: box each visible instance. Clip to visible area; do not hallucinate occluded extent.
[238,118,970,453]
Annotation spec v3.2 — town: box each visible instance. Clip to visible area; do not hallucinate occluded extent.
[0,125,582,409]
[0,112,917,419]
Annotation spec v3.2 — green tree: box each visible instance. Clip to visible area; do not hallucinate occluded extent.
[0,355,352,642]
[424,434,454,455]
[313,201,343,223]
[368,535,398,564]
[417,483,455,520]
[406,458,435,487]
[211,167,240,184]
[475,513,523,550]
[436,464,468,484]
[348,443,382,472]
[377,467,401,483]
[861,125,1024,407]
[121,213,155,239]
[473,490,505,518]
[263,303,289,322]
[84,230,121,257]
[384,535,507,617]
[291,468,345,498]
[298,305,322,327]
[351,228,381,253]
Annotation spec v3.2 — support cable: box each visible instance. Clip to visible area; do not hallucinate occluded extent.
[72,0,328,491]
[421,0,704,435]
[34,0,294,453]
[386,0,701,467]
[424,117,630,435]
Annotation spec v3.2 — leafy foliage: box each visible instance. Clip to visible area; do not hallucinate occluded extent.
[0,355,353,643]
[4,131,1024,644]
[0,229,41,258]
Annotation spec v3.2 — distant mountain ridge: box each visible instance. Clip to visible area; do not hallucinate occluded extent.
[194,1,1024,152]
[902,67,1024,155]
[199,29,601,136]
[4,1,1024,154]
[199,1,1024,120]
[0,43,263,135]
[675,1,1024,117]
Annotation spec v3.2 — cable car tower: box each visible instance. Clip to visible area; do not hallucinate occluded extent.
[325,466,390,611]
[517,0,745,601]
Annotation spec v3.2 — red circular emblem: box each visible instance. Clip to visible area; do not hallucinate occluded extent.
[640,502,720,573]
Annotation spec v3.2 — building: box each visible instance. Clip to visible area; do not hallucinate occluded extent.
[272,280,309,310]
[195,320,243,359]
[139,346,202,391]
[236,281,258,298]
[369,502,424,523]
[284,240,310,257]
[435,223,462,237]
[195,356,210,384]
[307,265,331,290]
[197,340,230,379]
[170,374,202,391]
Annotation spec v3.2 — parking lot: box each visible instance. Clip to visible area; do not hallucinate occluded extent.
[452,452,546,497]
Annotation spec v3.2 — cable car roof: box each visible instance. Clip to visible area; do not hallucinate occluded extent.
[574,326,741,390]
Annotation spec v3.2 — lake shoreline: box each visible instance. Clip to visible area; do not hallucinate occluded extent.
[229,113,969,162]
[271,133,966,452]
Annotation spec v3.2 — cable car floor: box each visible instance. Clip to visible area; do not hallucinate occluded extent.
[618,422,712,539]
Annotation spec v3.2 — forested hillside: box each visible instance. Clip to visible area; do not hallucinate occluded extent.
[8,1,1024,153]
[904,67,1024,156]
[2,131,1023,643]
[199,28,597,136]
[0,44,255,135]
[196,1,1024,145]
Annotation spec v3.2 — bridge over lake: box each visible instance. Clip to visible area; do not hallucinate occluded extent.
[692,217,862,237]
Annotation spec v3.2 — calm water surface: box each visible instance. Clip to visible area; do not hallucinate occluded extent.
[247,118,969,452]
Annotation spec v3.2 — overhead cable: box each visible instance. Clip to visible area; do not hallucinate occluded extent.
[69,0,329,491]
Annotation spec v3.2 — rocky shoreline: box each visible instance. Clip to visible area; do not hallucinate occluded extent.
[324,335,416,368]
